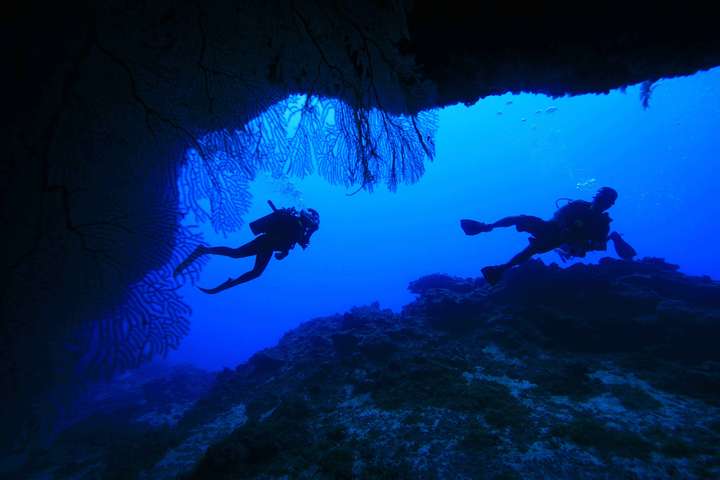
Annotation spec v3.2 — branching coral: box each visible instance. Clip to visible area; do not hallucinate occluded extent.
[318,101,437,192]
[640,80,657,109]
[180,95,437,235]
[52,224,207,383]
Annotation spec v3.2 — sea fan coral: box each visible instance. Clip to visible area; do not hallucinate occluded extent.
[180,96,437,234]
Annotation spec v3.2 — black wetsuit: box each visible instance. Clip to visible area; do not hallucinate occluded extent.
[464,200,616,285]
[250,209,313,252]
[174,209,314,294]
[463,188,633,285]
[499,201,610,251]
[552,200,612,254]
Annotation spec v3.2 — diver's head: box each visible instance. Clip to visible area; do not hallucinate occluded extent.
[300,208,320,233]
[592,187,618,211]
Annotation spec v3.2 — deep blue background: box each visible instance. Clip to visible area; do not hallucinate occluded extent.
[168,67,720,370]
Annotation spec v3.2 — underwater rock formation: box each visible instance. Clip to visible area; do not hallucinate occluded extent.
[9,258,720,479]
[4,0,720,450]
[1,363,217,479]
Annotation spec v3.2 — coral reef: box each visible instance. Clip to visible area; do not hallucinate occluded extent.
[8,258,719,479]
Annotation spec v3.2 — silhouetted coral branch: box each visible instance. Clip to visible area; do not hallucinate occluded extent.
[640,80,656,109]
[179,95,438,234]
[76,224,204,380]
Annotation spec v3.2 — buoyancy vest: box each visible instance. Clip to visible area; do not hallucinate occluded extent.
[552,200,611,243]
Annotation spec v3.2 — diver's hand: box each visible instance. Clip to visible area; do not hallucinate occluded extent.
[557,242,589,260]
[275,250,289,260]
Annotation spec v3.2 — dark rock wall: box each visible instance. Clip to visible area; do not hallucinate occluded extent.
[407,4,720,106]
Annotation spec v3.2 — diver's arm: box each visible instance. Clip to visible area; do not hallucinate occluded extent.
[558,236,608,262]
[556,242,588,261]
[274,250,289,260]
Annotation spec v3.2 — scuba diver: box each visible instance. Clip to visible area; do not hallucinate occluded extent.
[460,187,636,285]
[174,201,320,294]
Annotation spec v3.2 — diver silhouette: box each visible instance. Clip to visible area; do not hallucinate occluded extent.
[461,187,636,285]
[174,201,320,294]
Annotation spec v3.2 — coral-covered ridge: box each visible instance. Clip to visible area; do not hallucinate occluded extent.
[10,258,720,479]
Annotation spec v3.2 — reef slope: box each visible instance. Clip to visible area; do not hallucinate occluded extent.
[13,258,720,479]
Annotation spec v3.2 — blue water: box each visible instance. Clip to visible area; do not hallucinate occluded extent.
[168,67,720,370]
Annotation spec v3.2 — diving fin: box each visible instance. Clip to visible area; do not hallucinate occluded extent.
[610,232,637,260]
[460,219,492,236]
[481,265,505,286]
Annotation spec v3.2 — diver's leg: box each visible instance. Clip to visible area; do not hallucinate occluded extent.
[491,215,546,234]
[461,215,545,236]
[199,249,273,294]
[490,215,525,228]
[174,245,208,277]
[481,244,541,285]
[174,237,265,277]
[203,236,266,259]
[503,244,540,268]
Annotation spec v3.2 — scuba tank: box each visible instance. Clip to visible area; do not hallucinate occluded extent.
[249,200,295,235]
